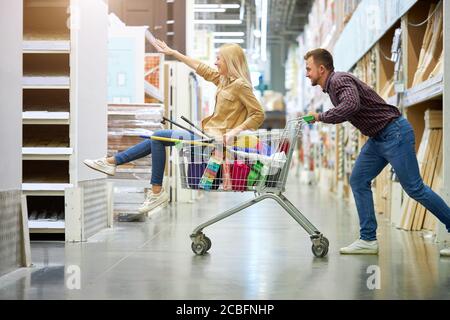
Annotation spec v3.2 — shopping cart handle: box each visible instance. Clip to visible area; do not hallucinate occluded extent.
[303,115,316,123]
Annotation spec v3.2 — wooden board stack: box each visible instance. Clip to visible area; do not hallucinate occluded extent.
[412,1,443,86]
[399,109,443,231]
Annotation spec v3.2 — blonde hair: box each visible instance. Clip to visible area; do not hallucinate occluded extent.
[218,43,252,87]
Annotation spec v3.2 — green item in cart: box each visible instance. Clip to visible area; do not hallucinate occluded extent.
[247,161,264,190]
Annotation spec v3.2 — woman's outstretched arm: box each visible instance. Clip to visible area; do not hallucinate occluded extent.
[154,39,201,70]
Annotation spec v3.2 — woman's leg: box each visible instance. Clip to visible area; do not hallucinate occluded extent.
[84,140,152,175]
[114,139,153,165]
[150,129,196,192]
[138,129,196,213]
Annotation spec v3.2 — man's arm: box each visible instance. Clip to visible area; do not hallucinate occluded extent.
[318,76,361,124]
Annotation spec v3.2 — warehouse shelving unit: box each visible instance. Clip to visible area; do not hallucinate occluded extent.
[22,0,110,241]
[23,0,72,234]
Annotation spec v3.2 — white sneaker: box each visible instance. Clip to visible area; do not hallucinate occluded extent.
[340,239,379,255]
[83,157,116,176]
[138,188,169,214]
[440,248,450,257]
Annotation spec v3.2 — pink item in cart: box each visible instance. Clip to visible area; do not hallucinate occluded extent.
[231,161,251,191]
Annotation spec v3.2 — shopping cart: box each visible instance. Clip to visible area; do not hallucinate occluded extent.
[166,115,329,258]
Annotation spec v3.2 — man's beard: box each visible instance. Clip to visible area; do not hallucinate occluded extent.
[310,79,318,86]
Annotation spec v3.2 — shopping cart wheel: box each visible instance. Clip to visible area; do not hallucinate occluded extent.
[204,236,212,251]
[311,238,329,258]
[191,240,208,255]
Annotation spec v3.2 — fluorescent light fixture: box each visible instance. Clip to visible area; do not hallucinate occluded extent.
[213,32,245,37]
[213,38,245,44]
[194,4,240,9]
[261,0,268,61]
[194,20,242,25]
[194,8,226,13]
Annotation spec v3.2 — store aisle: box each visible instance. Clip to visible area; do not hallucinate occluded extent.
[0,178,449,300]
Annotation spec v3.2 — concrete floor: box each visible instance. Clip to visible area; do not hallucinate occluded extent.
[0,178,449,300]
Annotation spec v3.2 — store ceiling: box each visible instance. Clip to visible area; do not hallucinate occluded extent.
[267,0,313,42]
[195,0,313,47]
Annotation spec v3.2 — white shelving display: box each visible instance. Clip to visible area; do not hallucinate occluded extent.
[23,111,70,124]
[22,0,110,240]
[22,147,73,160]
[22,0,70,233]
[23,40,70,53]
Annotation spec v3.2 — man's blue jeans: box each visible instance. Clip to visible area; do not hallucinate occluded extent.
[114,130,198,186]
[350,116,450,241]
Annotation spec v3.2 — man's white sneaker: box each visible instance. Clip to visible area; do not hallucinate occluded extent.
[440,248,450,257]
[83,158,116,176]
[340,239,379,255]
[138,188,169,214]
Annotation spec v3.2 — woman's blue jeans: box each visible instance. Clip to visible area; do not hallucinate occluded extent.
[350,116,450,241]
[114,130,197,186]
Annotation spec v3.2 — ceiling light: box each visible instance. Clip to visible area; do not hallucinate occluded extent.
[194,4,240,9]
[194,8,226,13]
[194,20,242,25]
[213,32,245,37]
[213,38,245,44]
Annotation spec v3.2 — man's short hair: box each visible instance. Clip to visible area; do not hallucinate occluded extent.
[304,48,335,72]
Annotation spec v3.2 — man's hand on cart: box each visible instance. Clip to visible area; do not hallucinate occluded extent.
[304,112,320,124]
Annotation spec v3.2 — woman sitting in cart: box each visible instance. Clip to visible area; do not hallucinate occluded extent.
[84,39,265,213]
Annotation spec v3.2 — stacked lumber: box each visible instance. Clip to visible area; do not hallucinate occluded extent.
[399,109,443,231]
[412,1,443,86]
[374,167,392,217]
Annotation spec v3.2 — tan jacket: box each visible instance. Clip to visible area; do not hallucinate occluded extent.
[196,63,265,135]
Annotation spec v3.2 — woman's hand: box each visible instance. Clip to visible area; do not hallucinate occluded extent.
[223,128,241,146]
[154,39,175,56]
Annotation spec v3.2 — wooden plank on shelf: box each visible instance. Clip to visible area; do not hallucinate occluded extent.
[420,7,443,83]
[425,109,443,129]
[421,129,442,229]
[423,141,442,232]
[412,129,441,230]
[409,129,436,229]
[412,3,435,87]
[400,128,431,230]
[404,74,443,107]
[412,2,443,87]
[429,51,443,79]
[404,1,430,90]
[410,129,434,229]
